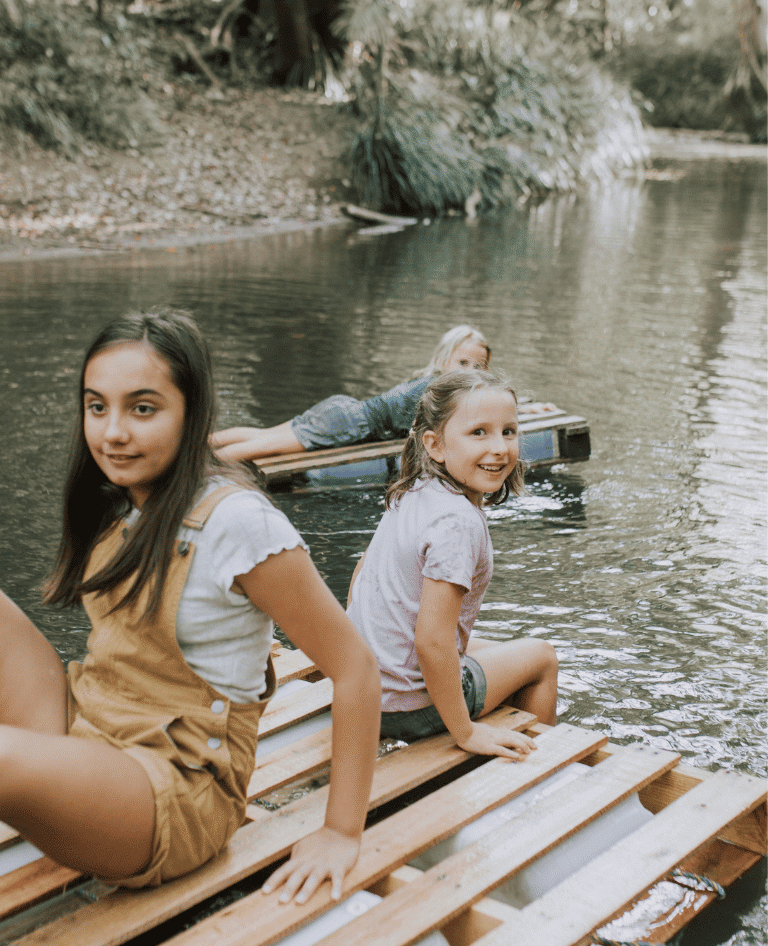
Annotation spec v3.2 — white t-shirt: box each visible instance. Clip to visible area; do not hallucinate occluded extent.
[346,478,492,712]
[127,481,308,703]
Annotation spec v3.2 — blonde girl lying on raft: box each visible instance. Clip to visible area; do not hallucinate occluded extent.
[211,325,491,463]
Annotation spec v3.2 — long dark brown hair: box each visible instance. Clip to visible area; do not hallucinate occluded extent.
[386,369,526,509]
[45,308,241,614]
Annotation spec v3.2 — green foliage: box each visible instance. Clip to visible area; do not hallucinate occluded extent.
[0,0,164,152]
[611,35,739,131]
[344,0,646,215]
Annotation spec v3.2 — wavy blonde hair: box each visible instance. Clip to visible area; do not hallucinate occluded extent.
[418,325,491,377]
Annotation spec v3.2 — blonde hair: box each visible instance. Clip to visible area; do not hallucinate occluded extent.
[386,368,526,509]
[418,325,491,377]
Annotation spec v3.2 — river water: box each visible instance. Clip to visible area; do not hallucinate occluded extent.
[0,153,765,943]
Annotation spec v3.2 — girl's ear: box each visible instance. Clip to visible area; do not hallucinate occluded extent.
[422,430,444,464]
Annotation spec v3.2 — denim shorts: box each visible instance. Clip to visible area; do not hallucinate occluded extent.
[379,656,487,742]
[290,395,372,449]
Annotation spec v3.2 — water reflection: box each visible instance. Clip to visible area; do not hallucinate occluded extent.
[0,155,765,943]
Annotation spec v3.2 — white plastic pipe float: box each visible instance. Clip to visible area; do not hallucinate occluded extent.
[274,889,448,946]
[409,761,655,908]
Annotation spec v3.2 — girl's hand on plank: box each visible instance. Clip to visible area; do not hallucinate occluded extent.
[262,826,361,904]
[456,721,537,760]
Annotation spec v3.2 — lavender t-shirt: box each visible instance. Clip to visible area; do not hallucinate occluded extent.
[347,478,492,712]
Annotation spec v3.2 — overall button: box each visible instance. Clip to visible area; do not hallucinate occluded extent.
[207,737,222,751]
[210,699,226,714]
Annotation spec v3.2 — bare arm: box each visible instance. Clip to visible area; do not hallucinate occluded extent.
[415,578,536,759]
[236,546,380,903]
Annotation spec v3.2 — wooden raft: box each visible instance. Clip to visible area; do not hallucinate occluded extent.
[253,402,592,490]
[0,646,764,946]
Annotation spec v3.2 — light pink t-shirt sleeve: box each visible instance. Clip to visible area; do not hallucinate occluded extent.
[421,512,486,592]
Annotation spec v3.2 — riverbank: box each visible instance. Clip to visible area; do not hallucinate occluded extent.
[0,86,355,262]
[1,93,765,264]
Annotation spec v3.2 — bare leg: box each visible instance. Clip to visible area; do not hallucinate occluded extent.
[0,590,67,734]
[468,636,558,726]
[0,590,155,878]
[213,421,306,463]
[0,726,155,878]
[211,426,262,448]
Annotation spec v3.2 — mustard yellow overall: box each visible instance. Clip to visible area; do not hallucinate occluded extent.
[66,485,276,887]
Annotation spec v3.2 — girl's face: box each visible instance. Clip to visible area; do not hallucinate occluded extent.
[423,388,519,507]
[83,341,186,508]
[443,339,489,372]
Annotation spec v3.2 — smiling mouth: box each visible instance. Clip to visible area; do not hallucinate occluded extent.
[107,454,140,462]
[479,464,507,473]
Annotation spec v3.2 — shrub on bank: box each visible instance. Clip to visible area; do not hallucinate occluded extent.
[346,0,647,215]
[0,0,164,153]
[610,35,753,134]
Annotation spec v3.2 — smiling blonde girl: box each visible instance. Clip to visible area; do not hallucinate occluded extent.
[347,369,558,758]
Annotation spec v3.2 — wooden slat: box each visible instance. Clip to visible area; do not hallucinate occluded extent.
[0,859,80,923]
[255,412,588,481]
[0,827,17,854]
[270,647,317,684]
[587,838,763,946]
[156,722,607,946]
[14,708,534,946]
[519,414,586,435]
[372,865,520,946]
[476,768,767,946]
[541,721,768,858]
[247,726,333,798]
[257,678,333,738]
[298,744,679,946]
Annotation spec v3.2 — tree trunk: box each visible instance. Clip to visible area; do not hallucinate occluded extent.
[272,0,315,84]
[726,0,767,140]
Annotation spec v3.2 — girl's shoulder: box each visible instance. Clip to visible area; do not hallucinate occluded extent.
[195,477,283,521]
[404,477,484,522]
[187,478,307,554]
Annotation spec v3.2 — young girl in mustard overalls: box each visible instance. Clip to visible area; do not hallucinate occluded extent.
[0,309,380,903]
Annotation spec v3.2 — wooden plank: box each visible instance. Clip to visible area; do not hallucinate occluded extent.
[538,722,768,855]
[0,859,80,923]
[587,838,763,946]
[14,708,534,946]
[246,706,536,821]
[476,769,767,946]
[519,414,587,435]
[342,204,419,226]
[270,647,317,684]
[247,726,333,798]
[154,722,607,946]
[255,413,588,481]
[0,827,17,854]
[257,678,333,738]
[296,744,679,946]
[257,443,403,479]
[639,767,767,855]
[371,866,520,946]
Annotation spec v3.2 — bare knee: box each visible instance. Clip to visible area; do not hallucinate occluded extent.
[536,639,559,678]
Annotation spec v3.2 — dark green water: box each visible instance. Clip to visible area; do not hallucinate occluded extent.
[1,156,765,944]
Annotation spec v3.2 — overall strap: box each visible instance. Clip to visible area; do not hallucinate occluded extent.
[183,484,243,530]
